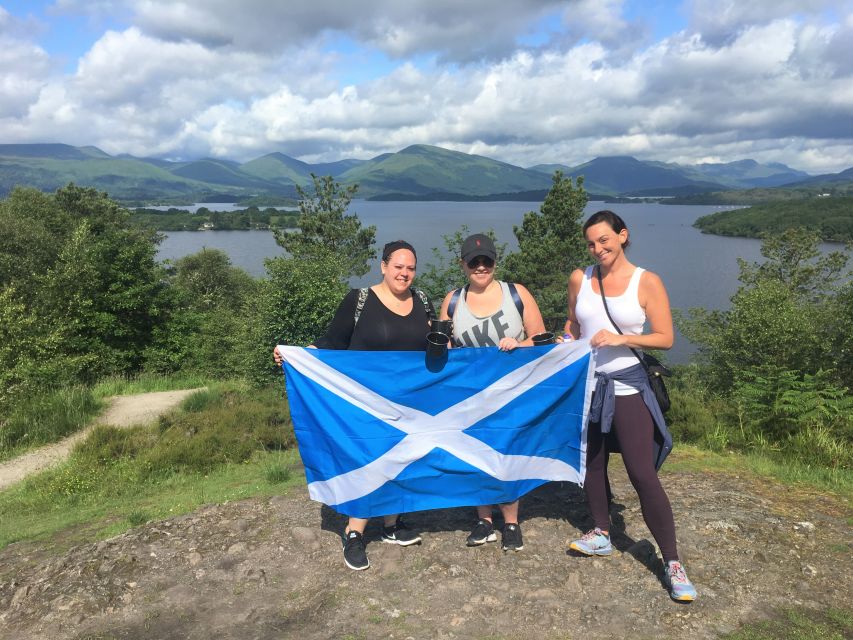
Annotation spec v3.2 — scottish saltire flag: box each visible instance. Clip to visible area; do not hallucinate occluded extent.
[279,340,595,518]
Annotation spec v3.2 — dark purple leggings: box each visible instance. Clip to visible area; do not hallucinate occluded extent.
[585,393,679,562]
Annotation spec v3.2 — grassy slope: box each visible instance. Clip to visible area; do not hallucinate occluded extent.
[0,374,212,462]
[0,382,298,547]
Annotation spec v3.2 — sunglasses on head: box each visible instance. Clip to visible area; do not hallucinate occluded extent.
[466,256,495,269]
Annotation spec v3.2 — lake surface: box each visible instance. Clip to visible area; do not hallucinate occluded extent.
[155,200,818,363]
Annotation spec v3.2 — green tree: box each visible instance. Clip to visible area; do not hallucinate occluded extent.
[832,281,853,389]
[171,248,255,312]
[144,249,256,377]
[274,174,376,277]
[737,227,848,299]
[502,172,588,320]
[245,249,348,386]
[681,228,850,392]
[0,184,167,411]
[677,229,851,466]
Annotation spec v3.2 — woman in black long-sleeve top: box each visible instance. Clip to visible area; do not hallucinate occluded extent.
[275,240,432,571]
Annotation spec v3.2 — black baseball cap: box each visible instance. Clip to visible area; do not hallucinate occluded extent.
[460,233,496,263]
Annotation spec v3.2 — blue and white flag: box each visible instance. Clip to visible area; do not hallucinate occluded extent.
[279,340,595,518]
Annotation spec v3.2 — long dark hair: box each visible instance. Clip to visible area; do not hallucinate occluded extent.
[582,210,630,249]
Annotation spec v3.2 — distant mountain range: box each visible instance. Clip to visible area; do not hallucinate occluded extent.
[0,142,849,203]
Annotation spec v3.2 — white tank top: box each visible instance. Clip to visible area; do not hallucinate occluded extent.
[575,265,646,395]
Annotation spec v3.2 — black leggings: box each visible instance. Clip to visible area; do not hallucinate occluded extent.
[585,393,679,562]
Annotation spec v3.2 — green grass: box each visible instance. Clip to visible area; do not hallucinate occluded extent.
[0,449,302,548]
[92,372,212,398]
[663,444,852,500]
[665,378,852,495]
[0,384,297,549]
[0,373,213,462]
[0,386,104,461]
[721,607,853,639]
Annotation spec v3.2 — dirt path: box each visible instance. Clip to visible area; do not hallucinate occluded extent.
[0,457,850,640]
[0,389,205,491]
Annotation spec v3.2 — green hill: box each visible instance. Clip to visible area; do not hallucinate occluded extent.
[567,156,724,196]
[528,157,808,194]
[0,152,211,201]
[168,159,284,190]
[239,152,312,187]
[0,143,107,160]
[338,144,552,197]
[0,145,295,201]
[679,159,808,188]
[0,142,838,204]
[784,167,853,187]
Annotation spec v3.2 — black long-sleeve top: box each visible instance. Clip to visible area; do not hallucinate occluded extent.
[314,288,431,351]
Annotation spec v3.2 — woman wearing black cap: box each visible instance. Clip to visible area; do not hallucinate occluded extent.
[274,240,435,571]
[438,233,547,551]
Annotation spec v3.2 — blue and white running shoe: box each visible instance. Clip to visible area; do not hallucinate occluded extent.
[666,561,697,602]
[569,528,612,556]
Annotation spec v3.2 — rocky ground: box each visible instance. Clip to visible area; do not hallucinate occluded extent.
[1,458,850,640]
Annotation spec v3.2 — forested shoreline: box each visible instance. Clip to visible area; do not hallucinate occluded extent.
[130,205,299,231]
[693,197,853,242]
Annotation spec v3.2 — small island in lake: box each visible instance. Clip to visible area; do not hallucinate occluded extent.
[131,205,299,231]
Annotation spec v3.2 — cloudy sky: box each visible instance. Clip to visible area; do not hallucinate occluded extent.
[1,0,852,173]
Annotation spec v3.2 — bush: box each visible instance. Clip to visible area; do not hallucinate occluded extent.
[0,387,103,458]
[137,387,295,479]
[244,250,348,386]
[665,367,724,444]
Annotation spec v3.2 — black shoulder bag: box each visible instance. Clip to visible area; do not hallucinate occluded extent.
[595,266,672,413]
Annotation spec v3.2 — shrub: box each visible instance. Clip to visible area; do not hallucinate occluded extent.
[0,387,103,457]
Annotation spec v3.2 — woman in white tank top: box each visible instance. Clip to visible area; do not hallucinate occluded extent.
[564,210,698,603]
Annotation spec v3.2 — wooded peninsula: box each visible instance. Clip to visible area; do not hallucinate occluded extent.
[693,197,853,242]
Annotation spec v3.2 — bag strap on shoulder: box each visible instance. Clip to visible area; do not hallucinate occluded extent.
[355,286,434,326]
[447,285,466,318]
[594,265,649,372]
[411,287,436,320]
[506,282,524,317]
[447,282,524,319]
[353,287,369,326]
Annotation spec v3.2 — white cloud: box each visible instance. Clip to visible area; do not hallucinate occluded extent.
[0,1,850,174]
[686,0,851,43]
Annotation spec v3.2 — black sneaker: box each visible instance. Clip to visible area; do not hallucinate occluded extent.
[381,519,422,546]
[466,519,497,547]
[501,523,524,551]
[342,530,369,570]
